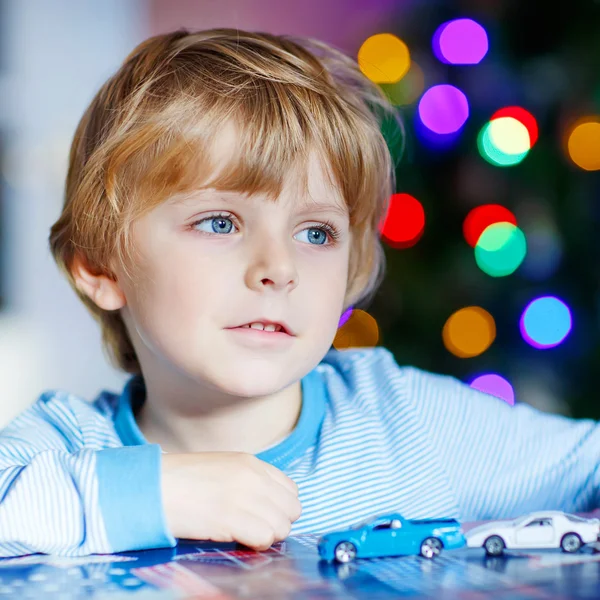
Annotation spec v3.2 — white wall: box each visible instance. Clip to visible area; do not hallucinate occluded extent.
[0,0,148,426]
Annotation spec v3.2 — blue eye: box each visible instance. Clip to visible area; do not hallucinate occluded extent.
[193,216,236,234]
[294,228,328,245]
[190,213,341,246]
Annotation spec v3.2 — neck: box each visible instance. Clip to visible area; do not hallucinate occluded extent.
[135,374,303,455]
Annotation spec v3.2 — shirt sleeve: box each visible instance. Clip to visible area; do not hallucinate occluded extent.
[0,393,176,557]
[406,367,600,521]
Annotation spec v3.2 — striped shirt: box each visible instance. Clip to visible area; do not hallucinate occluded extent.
[0,347,598,557]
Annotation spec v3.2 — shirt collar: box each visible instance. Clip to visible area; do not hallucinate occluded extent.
[113,367,327,470]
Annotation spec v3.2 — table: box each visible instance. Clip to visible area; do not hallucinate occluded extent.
[0,523,599,598]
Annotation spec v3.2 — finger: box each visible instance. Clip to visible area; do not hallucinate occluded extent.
[230,509,279,551]
[260,461,299,496]
[254,495,296,539]
[265,479,303,522]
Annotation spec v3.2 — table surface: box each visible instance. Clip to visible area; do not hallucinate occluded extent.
[1,520,600,599]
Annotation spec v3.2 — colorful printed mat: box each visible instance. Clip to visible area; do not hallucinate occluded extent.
[1,519,600,598]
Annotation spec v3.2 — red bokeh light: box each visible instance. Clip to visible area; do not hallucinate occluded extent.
[490,106,538,147]
[463,204,517,247]
[380,193,426,249]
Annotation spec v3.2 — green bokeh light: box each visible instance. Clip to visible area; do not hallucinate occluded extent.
[478,121,529,167]
[475,222,527,277]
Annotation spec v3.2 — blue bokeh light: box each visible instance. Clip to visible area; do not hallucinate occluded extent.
[520,296,572,349]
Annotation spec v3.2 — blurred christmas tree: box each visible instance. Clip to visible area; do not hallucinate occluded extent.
[352,0,600,419]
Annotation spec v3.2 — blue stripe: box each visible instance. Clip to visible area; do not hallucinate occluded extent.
[95,445,176,552]
[113,368,328,470]
[258,368,327,469]
[0,346,597,556]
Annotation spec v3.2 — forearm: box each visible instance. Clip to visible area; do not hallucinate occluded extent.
[0,445,175,557]
[408,368,600,521]
[445,408,600,521]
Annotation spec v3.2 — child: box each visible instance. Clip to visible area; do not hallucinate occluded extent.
[0,28,598,558]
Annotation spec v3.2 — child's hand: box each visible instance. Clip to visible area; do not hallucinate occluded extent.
[160,452,302,550]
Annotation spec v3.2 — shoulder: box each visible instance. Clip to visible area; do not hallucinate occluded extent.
[319,345,447,387]
[319,345,406,380]
[318,346,505,416]
[317,346,418,414]
[0,386,121,454]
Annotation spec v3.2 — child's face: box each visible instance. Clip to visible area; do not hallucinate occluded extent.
[113,134,351,397]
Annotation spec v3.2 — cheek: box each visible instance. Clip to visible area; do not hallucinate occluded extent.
[121,267,217,364]
[300,251,349,317]
[123,252,229,331]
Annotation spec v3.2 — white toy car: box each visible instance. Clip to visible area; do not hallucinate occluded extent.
[466,511,600,556]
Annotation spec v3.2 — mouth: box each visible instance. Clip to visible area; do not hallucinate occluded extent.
[227,321,294,336]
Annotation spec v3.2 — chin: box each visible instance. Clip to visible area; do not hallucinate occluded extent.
[197,357,294,398]
[217,374,289,399]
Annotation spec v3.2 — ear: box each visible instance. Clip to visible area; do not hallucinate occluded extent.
[71,254,126,311]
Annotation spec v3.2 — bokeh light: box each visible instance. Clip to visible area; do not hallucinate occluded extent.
[432,19,489,65]
[566,118,600,171]
[463,204,517,247]
[469,373,515,405]
[475,222,527,277]
[333,309,379,350]
[358,33,411,84]
[491,106,538,146]
[443,306,496,358]
[414,116,464,150]
[418,85,470,134]
[380,193,426,249]
[478,120,529,166]
[520,296,572,349]
[488,118,530,155]
[338,307,353,329]
[379,61,425,106]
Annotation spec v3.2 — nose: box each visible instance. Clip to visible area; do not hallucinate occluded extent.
[245,233,299,293]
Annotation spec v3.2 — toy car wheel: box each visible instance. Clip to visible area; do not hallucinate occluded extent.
[561,533,582,553]
[420,537,443,559]
[334,541,357,563]
[484,535,505,556]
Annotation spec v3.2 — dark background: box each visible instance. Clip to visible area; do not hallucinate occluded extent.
[364,0,600,418]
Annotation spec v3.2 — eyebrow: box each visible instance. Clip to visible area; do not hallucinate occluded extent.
[295,203,349,219]
[172,192,349,219]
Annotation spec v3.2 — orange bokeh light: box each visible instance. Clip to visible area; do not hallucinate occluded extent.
[333,309,380,350]
[443,306,496,358]
[567,118,600,171]
[358,33,411,84]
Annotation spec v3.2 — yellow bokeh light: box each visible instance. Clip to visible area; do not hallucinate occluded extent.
[333,309,380,350]
[567,119,600,171]
[358,33,410,84]
[442,307,496,358]
[488,117,531,155]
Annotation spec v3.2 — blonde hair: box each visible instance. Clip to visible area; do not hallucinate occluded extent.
[49,28,400,374]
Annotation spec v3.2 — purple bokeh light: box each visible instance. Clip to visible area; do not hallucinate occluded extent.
[433,19,489,65]
[418,85,469,134]
[414,113,463,150]
[338,307,353,328]
[470,373,515,405]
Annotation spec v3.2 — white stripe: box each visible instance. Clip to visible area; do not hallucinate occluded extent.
[0,346,597,556]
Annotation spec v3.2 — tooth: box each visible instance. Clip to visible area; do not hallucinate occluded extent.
[263,324,277,332]
[250,323,265,330]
